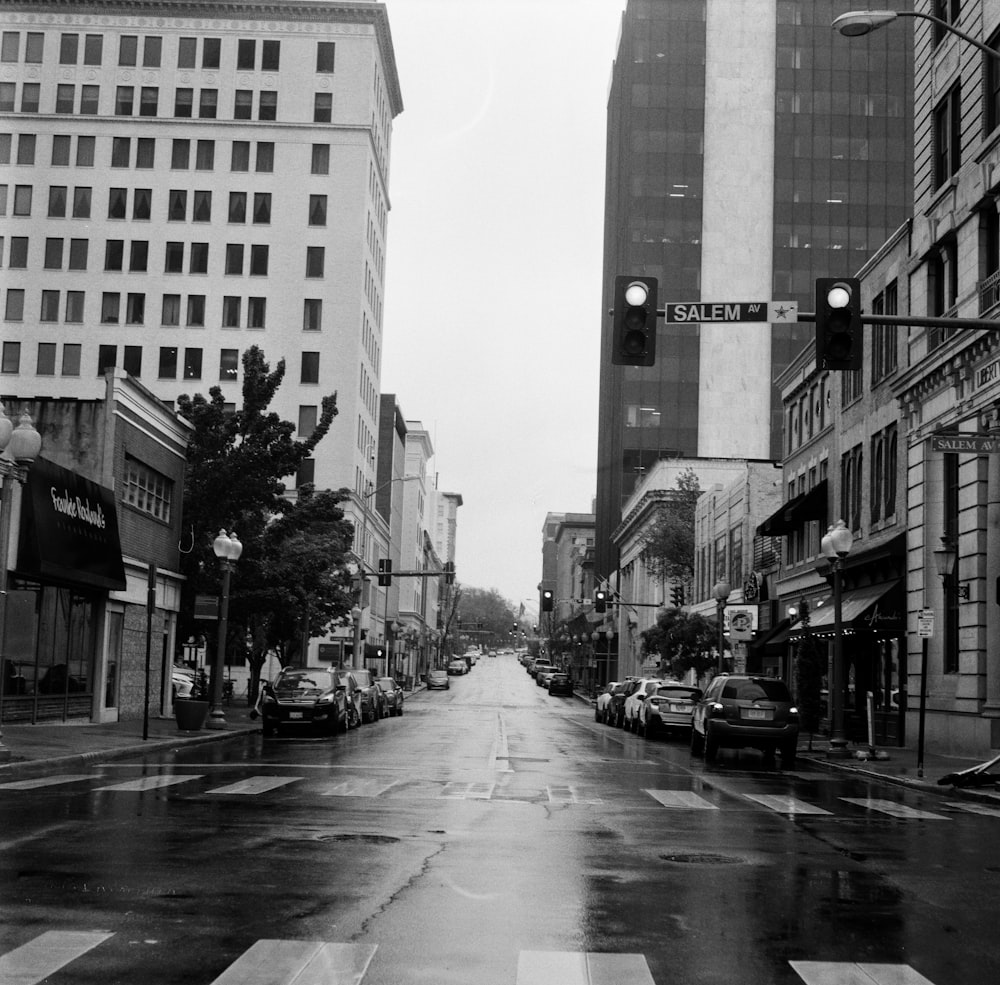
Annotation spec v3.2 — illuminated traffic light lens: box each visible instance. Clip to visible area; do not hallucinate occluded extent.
[826,284,852,309]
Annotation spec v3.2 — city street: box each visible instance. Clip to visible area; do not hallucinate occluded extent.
[1,655,998,985]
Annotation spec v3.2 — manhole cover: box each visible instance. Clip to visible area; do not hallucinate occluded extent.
[659,853,743,865]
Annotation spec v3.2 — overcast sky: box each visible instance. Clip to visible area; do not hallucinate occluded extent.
[380,0,627,613]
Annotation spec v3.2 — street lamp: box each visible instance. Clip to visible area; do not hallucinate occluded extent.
[821,519,854,757]
[207,529,242,730]
[712,580,731,674]
[833,9,1000,61]
[933,537,970,599]
[0,405,42,760]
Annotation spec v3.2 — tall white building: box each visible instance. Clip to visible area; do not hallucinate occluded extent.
[0,0,402,523]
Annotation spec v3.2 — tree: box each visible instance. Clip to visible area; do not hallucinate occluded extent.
[175,347,342,695]
[455,587,519,648]
[640,467,701,585]
[641,606,721,681]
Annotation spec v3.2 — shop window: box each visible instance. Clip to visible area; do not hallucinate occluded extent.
[124,456,173,522]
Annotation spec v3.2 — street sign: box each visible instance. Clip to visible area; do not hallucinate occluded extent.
[663,301,798,324]
[724,605,757,641]
[930,433,1000,453]
[917,609,934,638]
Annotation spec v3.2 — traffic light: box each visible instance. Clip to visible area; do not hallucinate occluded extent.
[541,589,554,612]
[670,584,685,607]
[377,558,392,586]
[815,277,862,371]
[594,589,608,613]
[612,275,658,366]
[444,560,455,584]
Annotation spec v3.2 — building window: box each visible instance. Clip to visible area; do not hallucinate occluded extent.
[171,139,190,169]
[199,89,218,119]
[303,298,322,331]
[306,247,325,278]
[105,240,124,271]
[119,35,137,66]
[165,242,184,273]
[253,192,271,223]
[130,241,148,272]
[51,135,70,166]
[97,344,116,375]
[222,296,241,327]
[111,137,130,168]
[126,292,145,325]
[2,342,21,374]
[4,289,25,321]
[229,192,246,223]
[234,90,252,120]
[840,443,863,534]
[143,37,162,68]
[123,345,142,377]
[316,42,336,73]
[162,294,180,326]
[108,186,127,219]
[943,451,959,674]
[21,83,40,113]
[255,142,274,172]
[934,85,961,189]
[68,240,87,270]
[187,295,206,326]
[247,297,266,329]
[929,239,959,348]
[301,352,320,383]
[258,91,277,121]
[65,291,84,321]
[40,290,59,322]
[237,39,255,70]
[59,33,79,65]
[183,347,202,379]
[298,405,318,436]
[84,34,103,65]
[168,189,187,221]
[297,459,316,488]
[195,140,215,170]
[249,244,268,276]
[220,348,239,380]
[115,85,134,115]
[44,237,64,269]
[314,93,332,123]
[9,238,28,268]
[202,37,221,69]
[140,87,158,117]
[309,195,327,226]
[37,342,57,375]
[225,244,244,275]
[158,346,178,379]
[62,343,81,376]
[124,456,172,522]
[262,40,280,70]
[178,37,196,69]
[55,84,75,114]
[311,143,330,175]
[231,141,250,171]
[79,86,98,115]
[101,292,120,323]
[73,186,91,217]
[189,242,209,274]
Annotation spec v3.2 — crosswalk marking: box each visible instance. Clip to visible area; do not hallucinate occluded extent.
[320,778,403,798]
[516,950,655,985]
[547,785,603,805]
[790,960,936,984]
[839,798,950,820]
[946,801,1000,818]
[0,930,113,985]
[0,774,93,790]
[210,940,377,985]
[92,775,203,792]
[206,776,303,796]
[745,794,834,816]
[644,788,718,809]
[440,780,495,799]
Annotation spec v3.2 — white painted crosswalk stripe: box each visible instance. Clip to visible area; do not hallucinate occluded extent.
[439,780,495,799]
[0,774,93,790]
[839,798,950,820]
[945,801,1000,818]
[0,930,113,985]
[516,950,655,985]
[644,788,718,809]
[547,785,603,805]
[209,940,377,985]
[92,775,203,792]
[745,794,834,816]
[206,776,303,795]
[790,960,936,984]
[320,778,403,798]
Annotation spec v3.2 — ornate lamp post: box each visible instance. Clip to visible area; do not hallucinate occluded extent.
[821,519,854,757]
[0,406,42,760]
[712,579,731,674]
[207,529,242,729]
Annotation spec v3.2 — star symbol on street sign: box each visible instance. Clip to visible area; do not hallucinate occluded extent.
[773,304,793,320]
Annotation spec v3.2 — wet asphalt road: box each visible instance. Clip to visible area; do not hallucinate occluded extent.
[1,654,999,985]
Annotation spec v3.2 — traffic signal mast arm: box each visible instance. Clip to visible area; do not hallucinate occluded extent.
[795,311,1000,331]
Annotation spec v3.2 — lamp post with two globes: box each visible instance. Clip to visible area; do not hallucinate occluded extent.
[821,519,854,757]
[712,580,731,674]
[207,529,242,729]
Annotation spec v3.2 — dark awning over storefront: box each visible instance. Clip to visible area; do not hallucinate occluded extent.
[17,457,127,591]
[756,481,828,536]
[793,581,904,635]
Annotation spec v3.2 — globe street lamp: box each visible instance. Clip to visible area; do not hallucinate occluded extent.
[833,9,1000,60]
[0,406,42,760]
[207,529,242,729]
[821,519,854,757]
[712,580,731,674]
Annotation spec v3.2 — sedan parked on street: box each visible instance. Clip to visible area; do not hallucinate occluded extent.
[638,682,702,739]
[691,674,799,766]
[594,682,620,722]
[343,667,384,722]
[547,672,574,697]
[260,667,354,737]
[427,669,450,690]
[622,678,666,732]
[377,676,404,716]
[607,677,640,728]
[447,658,468,675]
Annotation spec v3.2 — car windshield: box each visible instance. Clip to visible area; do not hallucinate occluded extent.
[377,678,396,689]
[430,670,447,678]
[275,670,335,693]
[722,679,791,702]
[352,671,373,686]
[656,686,700,700]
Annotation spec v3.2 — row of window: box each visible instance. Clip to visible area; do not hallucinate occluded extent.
[2,289,324,331]
[1,31,333,74]
[0,81,338,123]
[0,340,322,385]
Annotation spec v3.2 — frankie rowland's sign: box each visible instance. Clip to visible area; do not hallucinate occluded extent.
[18,457,126,591]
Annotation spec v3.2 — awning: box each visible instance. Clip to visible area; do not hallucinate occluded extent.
[756,480,827,536]
[16,457,127,591]
[794,581,904,635]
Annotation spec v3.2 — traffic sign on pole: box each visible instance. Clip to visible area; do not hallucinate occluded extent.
[662,301,798,324]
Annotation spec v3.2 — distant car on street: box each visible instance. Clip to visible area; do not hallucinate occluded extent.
[528,657,554,679]
[427,669,450,690]
[547,672,574,697]
[447,658,468,675]
[622,678,667,731]
[537,666,559,688]
[377,676,404,716]
[594,682,620,723]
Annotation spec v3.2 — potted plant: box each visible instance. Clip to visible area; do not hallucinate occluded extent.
[174,668,210,731]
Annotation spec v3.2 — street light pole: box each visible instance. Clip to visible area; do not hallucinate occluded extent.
[712,580,731,674]
[833,9,1000,61]
[0,406,43,761]
[821,520,854,757]
[207,529,242,730]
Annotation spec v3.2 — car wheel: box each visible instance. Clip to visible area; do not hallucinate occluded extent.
[704,728,719,762]
[780,742,796,768]
[645,717,657,740]
[690,727,704,756]
[595,707,602,722]
[263,722,278,738]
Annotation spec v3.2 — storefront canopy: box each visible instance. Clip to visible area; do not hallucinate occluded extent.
[794,581,904,635]
[756,481,827,537]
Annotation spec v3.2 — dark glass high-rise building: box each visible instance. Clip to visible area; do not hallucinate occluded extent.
[594,0,912,579]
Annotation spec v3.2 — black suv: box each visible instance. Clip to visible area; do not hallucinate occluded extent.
[691,674,799,766]
[343,667,384,723]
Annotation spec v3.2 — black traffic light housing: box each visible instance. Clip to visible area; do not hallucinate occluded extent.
[670,584,685,607]
[594,589,608,613]
[612,275,658,366]
[816,277,862,371]
[541,589,554,612]
[443,560,455,584]
[377,558,392,586]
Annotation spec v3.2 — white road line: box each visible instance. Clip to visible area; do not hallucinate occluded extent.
[0,774,93,790]
[945,801,1000,817]
[209,940,377,985]
[320,778,402,798]
[643,788,719,809]
[790,960,937,984]
[547,785,603,805]
[439,781,495,799]
[205,776,303,795]
[745,794,834,816]
[839,798,950,820]
[489,711,513,772]
[92,775,203,792]
[0,930,114,985]
[516,950,655,985]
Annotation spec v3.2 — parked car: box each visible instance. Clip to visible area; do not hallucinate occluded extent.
[638,682,702,739]
[377,676,404,716]
[691,674,799,766]
[529,657,554,678]
[259,667,354,737]
[427,669,450,690]
[622,678,666,731]
[594,682,620,723]
[547,672,574,696]
[608,677,641,728]
[447,658,468,675]
[342,667,383,722]
[537,666,560,688]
